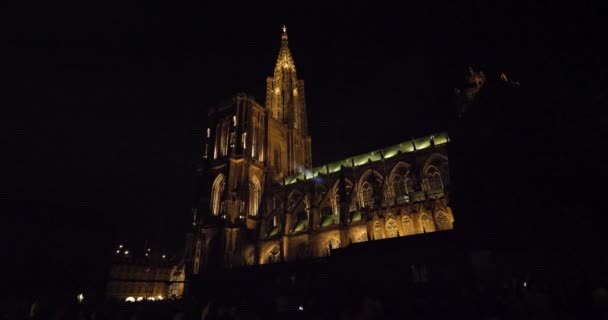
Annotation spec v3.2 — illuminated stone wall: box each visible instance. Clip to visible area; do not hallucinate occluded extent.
[244,141,453,266]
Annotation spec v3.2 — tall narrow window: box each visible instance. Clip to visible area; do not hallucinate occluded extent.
[361,182,374,209]
[229,132,236,150]
[258,116,264,161]
[249,176,261,216]
[393,175,406,197]
[211,174,226,216]
[334,191,341,215]
[428,170,443,191]
[405,177,414,194]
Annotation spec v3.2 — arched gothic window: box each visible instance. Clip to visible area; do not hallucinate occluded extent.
[386,219,399,238]
[333,182,354,215]
[421,213,436,233]
[361,182,374,209]
[428,169,443,191]
[393,175,406,197]
[249,176,261,216]
[211,174,226,216]
[373,220,382,240]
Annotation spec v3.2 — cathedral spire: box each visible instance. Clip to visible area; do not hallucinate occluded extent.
[265,25,312,179]
[267,25,300,126]
[275,25,295,73]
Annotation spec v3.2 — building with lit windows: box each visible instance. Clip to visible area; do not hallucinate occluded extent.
[105,248,185,302]
[188,27,454,274]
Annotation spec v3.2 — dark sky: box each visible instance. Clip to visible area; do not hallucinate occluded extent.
[2,0,604,297]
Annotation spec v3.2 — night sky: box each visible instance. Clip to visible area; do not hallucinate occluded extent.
[2,1,604,297]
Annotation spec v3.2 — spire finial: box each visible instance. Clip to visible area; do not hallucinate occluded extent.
[281,25,288,41]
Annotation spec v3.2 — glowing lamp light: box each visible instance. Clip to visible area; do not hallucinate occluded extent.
[119,244,123,248]
[147,297,155,301]
[299,305,304,311]
[124,250,129,255]
[77,293,84,303]
[116,250,120,254]
[125,297,135,302]
[145,253,149,257]
[162,255,166,259]
[136,297,144,302]
[157,295,164,300]
[523,281,527,288]
[147,248,151,252]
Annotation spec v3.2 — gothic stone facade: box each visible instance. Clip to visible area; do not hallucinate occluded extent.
[190,28,454,273]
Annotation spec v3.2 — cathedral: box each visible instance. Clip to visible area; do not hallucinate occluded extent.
[189,27,454,273]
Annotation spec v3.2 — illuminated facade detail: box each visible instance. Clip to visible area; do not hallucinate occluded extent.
[361,182,374,209]
[249,176,261,216]
[211,174,225,216]
[402,214,414,235]
[386,218,399,238]
[189,27,455,272]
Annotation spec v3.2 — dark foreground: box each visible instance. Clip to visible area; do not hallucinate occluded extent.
[5,248,608,320]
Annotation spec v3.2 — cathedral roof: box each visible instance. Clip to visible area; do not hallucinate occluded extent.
[283,132,450,185]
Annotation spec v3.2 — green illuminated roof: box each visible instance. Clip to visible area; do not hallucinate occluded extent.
[293,220,308,232]
[321,215,339,227]
[284,132,449,185]
[268,226,280,237]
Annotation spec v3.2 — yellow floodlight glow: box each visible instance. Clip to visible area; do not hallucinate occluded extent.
[136,297,144,302]
[125,297,135,302]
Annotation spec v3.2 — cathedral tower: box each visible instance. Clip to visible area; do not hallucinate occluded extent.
[265,26,312,181]
[191,27,312,271]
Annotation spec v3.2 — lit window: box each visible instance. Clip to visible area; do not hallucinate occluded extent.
[362,182,374,209]
[211,174,226,215]
[428,171,443,191]
[249,176,261,216]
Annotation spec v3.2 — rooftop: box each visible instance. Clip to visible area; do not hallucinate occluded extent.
[284,132,449,185]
